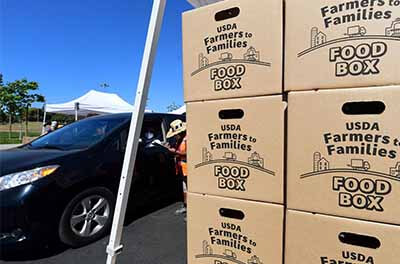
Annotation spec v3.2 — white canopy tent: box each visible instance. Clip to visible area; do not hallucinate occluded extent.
[45,89,134,117]
[169,104,186,114]
[43,90,135,132]
[186,0,223,7]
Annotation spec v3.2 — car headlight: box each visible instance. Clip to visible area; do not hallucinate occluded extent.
[0,165,60,191]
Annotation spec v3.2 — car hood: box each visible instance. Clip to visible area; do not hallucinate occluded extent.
[0,147,79,177]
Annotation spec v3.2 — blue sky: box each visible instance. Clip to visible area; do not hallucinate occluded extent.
[1,0,193,112]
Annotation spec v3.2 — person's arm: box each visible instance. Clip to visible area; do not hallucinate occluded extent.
[172,148,186,157]
[166,139,186,157]
[165,146,184,156]
[174,138,187,157]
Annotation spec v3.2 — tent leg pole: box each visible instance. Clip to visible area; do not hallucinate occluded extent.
[42,105,47,134]
[105,1,166,263]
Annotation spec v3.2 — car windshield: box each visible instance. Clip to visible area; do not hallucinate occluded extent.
[29,117,128,150]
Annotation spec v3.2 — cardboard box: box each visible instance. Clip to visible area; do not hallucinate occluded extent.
[188,193,284,264]
[187,96,286,204]
[182,0,283,102]
[287,86,400,225]
[285,210,400,264]
[285,0,400,92]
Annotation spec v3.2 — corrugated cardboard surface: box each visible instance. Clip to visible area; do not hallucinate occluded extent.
[286,210,400,264]
[187,96,286,204]
[187,193,284,264]
[182,0,282,102]
[288,86,400,225]
[285,0,400,91]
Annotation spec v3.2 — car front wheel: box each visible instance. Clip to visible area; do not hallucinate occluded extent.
[58,187,116,247]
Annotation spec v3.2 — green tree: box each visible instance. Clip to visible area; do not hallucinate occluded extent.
[28,107,43,122]
[166,102,181,112]
[0,111,7,124]
[9,79,45,136]
[0,73,5,123]
[0,82,22,138]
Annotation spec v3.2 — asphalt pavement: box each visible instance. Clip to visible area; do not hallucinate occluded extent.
[0,203,187,264]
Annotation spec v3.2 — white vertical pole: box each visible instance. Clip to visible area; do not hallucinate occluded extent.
[74,102,79,121]
[105,0,166,263]
[42,104,47,134]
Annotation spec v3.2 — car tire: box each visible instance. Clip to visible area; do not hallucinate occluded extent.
[58,187,116,247]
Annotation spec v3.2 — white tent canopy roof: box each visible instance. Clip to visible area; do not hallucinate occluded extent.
[169,105,186,115]
[186,0,223,8]
[46,90,134,115]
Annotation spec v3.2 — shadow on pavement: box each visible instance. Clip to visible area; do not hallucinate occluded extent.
[124,193,180,225]
[0,197,180,262]
[0,240,68,262]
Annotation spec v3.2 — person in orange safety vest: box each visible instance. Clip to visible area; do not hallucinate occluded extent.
[165,119,187,216]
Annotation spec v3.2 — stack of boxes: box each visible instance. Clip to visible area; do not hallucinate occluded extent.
[285,0,400,262]
[182,0,286,263]
[183,0,400,263]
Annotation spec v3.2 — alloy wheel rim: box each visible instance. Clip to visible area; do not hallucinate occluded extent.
[70,195,110,238]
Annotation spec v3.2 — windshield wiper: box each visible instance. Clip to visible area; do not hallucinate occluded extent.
[22,143,32,148]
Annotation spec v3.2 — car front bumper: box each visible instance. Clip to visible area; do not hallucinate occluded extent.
[0,183,58,252]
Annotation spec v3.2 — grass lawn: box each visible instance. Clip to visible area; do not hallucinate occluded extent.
[0,121,42,133]
[0,122,42,144]
[0,132,41,144]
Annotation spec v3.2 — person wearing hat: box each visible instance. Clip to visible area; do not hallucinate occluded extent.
[50,121,58,132]
[165,119,188,216]
[42,121,52,135]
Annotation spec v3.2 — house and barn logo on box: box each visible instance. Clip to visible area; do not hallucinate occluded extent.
[187,193,284,264]
[301,121,400,212]
[196,240,263,264]
[195,124,275,192]
[193,22,271,92]
[298,0,400,77]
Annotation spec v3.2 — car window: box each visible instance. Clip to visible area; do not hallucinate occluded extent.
[30,117,128,150]
[120,128,128,153]
[140,119,164,143]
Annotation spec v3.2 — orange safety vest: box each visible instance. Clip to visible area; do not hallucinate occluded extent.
[177,136,187,177]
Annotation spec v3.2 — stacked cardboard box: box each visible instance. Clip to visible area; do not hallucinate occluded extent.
[182,0,286,263]
[285,0,400,262]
